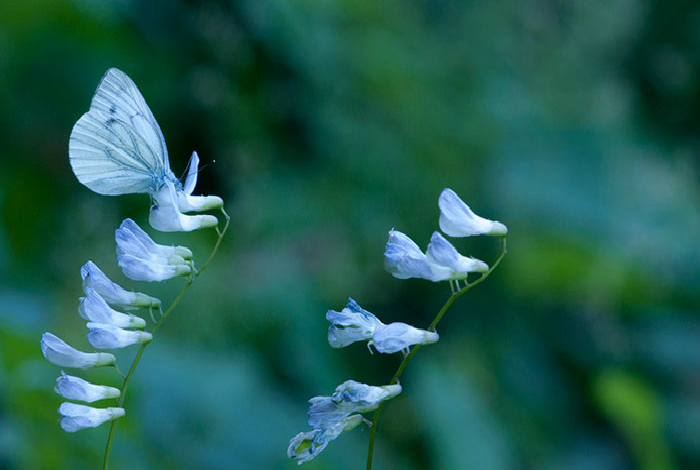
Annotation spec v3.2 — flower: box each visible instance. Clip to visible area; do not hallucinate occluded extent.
[58,403,125,432]
[372,322,439,354]
[177,151,224,212]
[308,380,402,430]
[116,218,193,262]
[55,371,120,403]
[327,299,439,354]
[426,231,488,276]
[288,415,364,465]
[118,254,192,282]
[86,323,152,349]
[41,333,115,369]
[326,298,380,348]
[81,261,160,309]
[438,188,507,237]
[384,230,452,281]
[79,287,146,328]
[149,178,219,232]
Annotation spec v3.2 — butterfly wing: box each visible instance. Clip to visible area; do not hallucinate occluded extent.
[69,68,173,195]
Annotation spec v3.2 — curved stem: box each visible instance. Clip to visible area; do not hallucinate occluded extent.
[102,208,230,470]
[366,237,507,470]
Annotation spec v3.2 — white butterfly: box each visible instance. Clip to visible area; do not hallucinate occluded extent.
[69,68,221,231]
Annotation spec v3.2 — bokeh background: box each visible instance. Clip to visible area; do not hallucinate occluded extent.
[1,0,699,468]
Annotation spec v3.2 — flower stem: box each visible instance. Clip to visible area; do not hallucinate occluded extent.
[365,237,507,470]
[102,209,230,470]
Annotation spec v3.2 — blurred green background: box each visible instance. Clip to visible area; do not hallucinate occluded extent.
[1,0,699,468]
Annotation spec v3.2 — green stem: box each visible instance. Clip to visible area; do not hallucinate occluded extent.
[366,237,507,470]
[102,209,230,470]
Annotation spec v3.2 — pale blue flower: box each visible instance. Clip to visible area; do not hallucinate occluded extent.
[176,151,224,212]
[149,180,218,232]
[326,298,381,348]
[116,218,193,262]
[308,380,402,429]
[79,287,146,328]
[288,415,364,465]
[327,299,439,353]
[55,371,120,403]
[58,403,125,432]
[438,188,507,237]
[372,322,439,354]
[118,254,192,282]
[86,323,152,349]
[41,333,115,369]
[81,261,160,309]
[384,230,452,282]
[426,231,488,277]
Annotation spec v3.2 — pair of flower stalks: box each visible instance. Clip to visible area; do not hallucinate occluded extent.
[288,188,508,466]
[40,152,225,434]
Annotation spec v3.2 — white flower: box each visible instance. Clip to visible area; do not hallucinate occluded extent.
[118,254,192,282]
[41,333,115,369]
[116,218,193,262]
[384,230,452,282]
[55,371,120,403]
[81,261,160,310]
[308,380,402,429]
[371,322,439,354]
[326,298,381,348]
[86,323,152,349]
[177,151,224,212]
[327,299,439,353]
[438,188,507,237]
[288,415,364,465]
[79,287,146,328]
[426,231,488,276]
[58,403,125,433]
[149,180,218,232]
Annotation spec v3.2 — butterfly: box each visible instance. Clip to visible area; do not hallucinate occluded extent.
[68,68,221,231]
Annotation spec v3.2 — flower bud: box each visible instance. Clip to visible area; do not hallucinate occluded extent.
[81,261,160,309]
[86,323,152,349]
[55,371,120,403]
[58,403,125,432]
[79,287,146,328]
[438,188,507,237]
[41,333,115,369]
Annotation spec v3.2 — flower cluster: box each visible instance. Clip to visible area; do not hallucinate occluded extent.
[288,187,508,465]
[288,381,402,464]
[41,211,219,431]
[385,188,506,286]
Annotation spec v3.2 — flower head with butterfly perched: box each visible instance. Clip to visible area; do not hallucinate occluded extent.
[69,68,223,232]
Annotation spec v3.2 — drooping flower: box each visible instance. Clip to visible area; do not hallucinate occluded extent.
[55,371,120,403]
[327,299,439,354]
[438,188,507,237]
[118,254,192,282]
[81,261,160,309]
[86,323,152,349]
[384,230,452,282]
[58,402,125,432]
[79,287,146,328]
[372,322,439,354]
[326,298,380,348]
[116,218,193,262]
[288,415,364,465]
[426,231,488,276]
[308,380,402,430]
[177,151,224,212]
[149,181,218,232]
[41,333,115,369]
